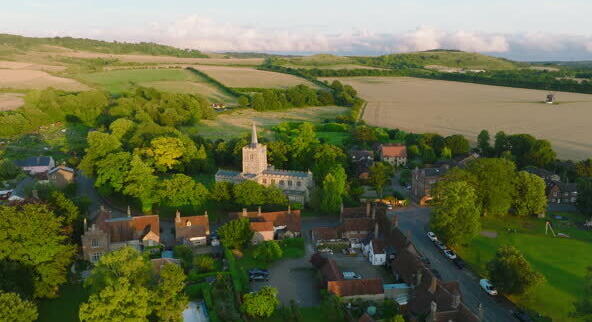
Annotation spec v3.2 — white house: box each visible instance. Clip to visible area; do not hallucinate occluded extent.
[363,239,386,266]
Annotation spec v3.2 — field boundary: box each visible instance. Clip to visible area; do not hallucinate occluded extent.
[185,67,242,98]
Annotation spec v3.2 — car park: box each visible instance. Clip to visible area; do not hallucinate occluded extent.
[427,232,438,242]
[343,272,362,280]
[434,240,447,251]
[480,279,498,296]
[318,248,333,255]
[443,249,457,260]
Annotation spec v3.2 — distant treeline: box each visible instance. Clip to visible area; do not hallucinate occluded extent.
[0,34,208,58]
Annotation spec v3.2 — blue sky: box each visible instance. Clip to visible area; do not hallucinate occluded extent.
[3,1,592,60]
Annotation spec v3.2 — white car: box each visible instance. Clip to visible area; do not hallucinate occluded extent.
[443,249,457,260]
[343,272,362,280]
[427,232,438,242]
[480,279,498,296]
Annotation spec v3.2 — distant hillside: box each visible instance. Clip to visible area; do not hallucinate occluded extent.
[355,50,521,70]
[270,54,357,67]
[0,33,207,58]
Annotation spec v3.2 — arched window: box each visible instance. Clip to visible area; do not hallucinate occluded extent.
[250,154,254,160]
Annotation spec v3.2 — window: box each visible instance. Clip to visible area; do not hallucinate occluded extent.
[297,181,302,187]
[262,178,267,184]
[288,180,293,186]
[280,180,285,186]
[91,252,103,263]
[91,239,99,248]
[250,154,254,160]
[271,179,276,185]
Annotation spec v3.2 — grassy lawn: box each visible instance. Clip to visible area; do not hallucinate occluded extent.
[37,282,88,322]
[456,213,592,321]
[316,131,350,146]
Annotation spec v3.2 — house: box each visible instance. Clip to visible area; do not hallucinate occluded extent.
[174,210,210,246]
[363,239,386,266]
[15,156,55,175]
[379,144,407,167]
[231,206,302,242]
[48,165,75,188]
[548,182,578,204]
[310,253,342,287]
[151,257,181,275]
[81,206,160,263]
[313,203,381,248]
[0,189,13,200]
[327,279,385,301]
[250,221,275,244]
[524,167,561,186]
[216,124,314,203]
[411,165,450,205]
[350,150,374,180]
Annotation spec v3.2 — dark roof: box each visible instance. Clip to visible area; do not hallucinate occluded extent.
[175,214,210,241]
[350,150,374,161]
[327,279,384,297]
[372,239,386,254]
[524,166,557,179]
[310,253,342,284]
[15,156,53,167]
[215,169,241,177]
[552,182,578,193]
[231,209,301,233]
[262,168,311,178]
[312,227,339,241]
[342,206,368,219]
[358,313,375,322]
[391,248,424,284]
[100,214,160,243]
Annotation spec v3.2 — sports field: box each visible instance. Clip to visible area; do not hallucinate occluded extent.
[191,65,317,89]
[329,77,592,160]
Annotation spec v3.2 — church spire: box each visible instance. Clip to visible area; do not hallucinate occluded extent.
[251,122,258,145]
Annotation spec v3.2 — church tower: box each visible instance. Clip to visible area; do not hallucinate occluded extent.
[242,123,268,174]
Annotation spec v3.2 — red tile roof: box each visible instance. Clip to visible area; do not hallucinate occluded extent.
[312,227,339,241]
[231,209,301,232]
[175,214,209,241]
[327,279,384,297]
[381,144,407,158]
[250,221,274,232]
[340,217,374,233]
[310,253,342,284]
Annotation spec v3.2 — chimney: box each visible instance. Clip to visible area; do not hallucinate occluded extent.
[127,205,131,217]
[372,204,376,219]
[451,293,461,309]
[175,210,181,223]
[243,208,247,217]
[204,210,208,218]
[258,206,262,215]
[100,205,105,212]
[287,204,291,214]
[31,189,39,200]
[366,202,371,217]
[83,218,88,232]
[374,222,379,238]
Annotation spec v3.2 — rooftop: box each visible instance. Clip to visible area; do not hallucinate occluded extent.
[381,144,407,158]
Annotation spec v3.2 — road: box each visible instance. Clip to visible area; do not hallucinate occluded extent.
[396,207,518,322]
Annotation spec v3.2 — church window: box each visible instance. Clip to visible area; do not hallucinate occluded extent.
[262,178,267,184]
[297,181,302,187]
[288,180,293,186]
[271,179,276,184]
[91,239,99,248]
[280,180,285,186]
[250,154,254,160]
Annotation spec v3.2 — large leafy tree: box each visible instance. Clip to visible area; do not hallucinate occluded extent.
[431,180,481,246]
[210,181,234,203]
[233,181,266,206]
[465,158,516,216]
[0,291,38,322]
[147,137,186,172]
[577,178,592,217]
[320,165,347,214]
[153,263,188,322]
[84,247,151,293]
[513,171,547,216]
[124,155,159,212]
[79,281,151,322]
[576,159,592,178]
[369,162,393,198]
[95,151,132,192]
[312,144,346,185]
[444,134,470,156]
[477,130,491,155]
[253,241,283,264]
[79,132,122,176]
[218,218,254,249]
[159,174,209,208]
[109,118,136,141]
[241,286,280,319]
[0,204,75,298]
[487,246,543,295]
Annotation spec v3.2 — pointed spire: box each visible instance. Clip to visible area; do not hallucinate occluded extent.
[251,122,258,145]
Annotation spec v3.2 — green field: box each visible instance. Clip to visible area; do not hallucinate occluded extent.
[77,68,236,103]
[456,213,592,321]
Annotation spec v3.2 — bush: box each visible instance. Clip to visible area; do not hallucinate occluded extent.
[185,283,205,299]
[193,255,216,273]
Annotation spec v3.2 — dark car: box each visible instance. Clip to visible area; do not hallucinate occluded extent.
[513,310,533,322]
[248,268,270,276]
[453,258,465,269]
[430,269,442,279]
[249,274,269,282]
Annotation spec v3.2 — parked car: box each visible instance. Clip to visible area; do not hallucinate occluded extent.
[249,274,269,282]
[427,232,438,242]
[343,272,362,280]
[443,249,457,260]
[452,258,465,269]
[434,240,447,251]
[430,269,442,279]
[512,310,533,322]
[387,204,393,210]
[479,279,498,296]
[248,268,269,276]
[342,248,357,255]
[318,248,333,255]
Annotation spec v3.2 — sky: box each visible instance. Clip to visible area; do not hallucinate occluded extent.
[2,0,592,60]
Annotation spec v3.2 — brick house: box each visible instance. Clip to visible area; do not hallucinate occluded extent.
[379,144,407,167]
[327,279,385,301]
[411,165,450,205]
[48,165,75,188]
[548,182,578,204]
[81,207,160,263]
[174,210,210,246]
[230,206,301,242]
[350,150,374,180]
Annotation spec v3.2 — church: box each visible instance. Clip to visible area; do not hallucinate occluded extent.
[215,124,314,204]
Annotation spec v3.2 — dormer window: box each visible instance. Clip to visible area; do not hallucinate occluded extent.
[186,220,192,227]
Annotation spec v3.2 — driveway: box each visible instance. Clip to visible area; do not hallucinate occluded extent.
[251,216,340,307]
[329,253,395,283]
[396,206,518,322]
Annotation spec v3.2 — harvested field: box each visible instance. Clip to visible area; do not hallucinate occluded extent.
[328,77,592,160]
[0,69,89,91]
[192,65,317,89]
[282,64,384,70]
[0,93,25,111]
[0,60,66,72]
[141,80,236,104]
[56,50,263,65]
[191,106,348,139]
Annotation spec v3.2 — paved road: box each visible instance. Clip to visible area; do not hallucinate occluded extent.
[76,172,124,220]
[396,207,518,322]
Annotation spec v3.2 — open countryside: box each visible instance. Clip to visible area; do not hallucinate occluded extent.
[330,76,592,160]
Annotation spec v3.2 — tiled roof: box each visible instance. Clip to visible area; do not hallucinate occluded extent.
[310,253,342,283]
[231,209,301,233]
[100,214,160,243]
[250,221,274,232]
[175,214,210,241]
[340,217,374,233]
[327,279,384,297]
[312,227,339,241]
[381,144,407,158]
[15,156,53,167]
[48,165,74,174]
[262,168,311,178]
[358,313,375,322]
[342,206,368,219]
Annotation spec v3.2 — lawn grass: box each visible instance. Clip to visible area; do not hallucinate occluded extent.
[37,282,89,322]
[456,213,592,321]
[316,131,350,146]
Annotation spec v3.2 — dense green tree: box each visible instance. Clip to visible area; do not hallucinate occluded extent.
[440,146,452,160]
[233,181,266,206]
[572,266,592,320]
[0,204,75,298]
[478,130,491,155]
[351,126,377,146]
[577,178,592,217]
[109,118,135,141]
[523,139,556,168]
[444,134,470,156]
[153,263,188,322]
[0,291,38,322]
[79,132,122,176]
[210,181,234,203]
[513,171,548,216]
[173,245,193,270]
[238,96,249,107]
[369,162,393,197]
[421,147,437,164]
[218,218,253,249]
[431,180,481,246]
[313,144,346,185]
[466,158,516,216]
[494,131,510,156]
[267,141,290,169]
[320,166,347,214]
[79,281,151,322]
[241,286,280,318]
[265,185,289,206]
[0,159,21,180]
[85,247,151,293]
[147,137,188,172]
[576,159,592,178]
[158,174,209,208]
[95,152,132,192]
[193,255,216,273]
[124,155,159,212]
[290,122,318,168]
[320,292,345,322]
[253,241,283,264]
[487,246,543,295]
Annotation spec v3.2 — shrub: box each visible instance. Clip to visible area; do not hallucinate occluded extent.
[193,255,216,273]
